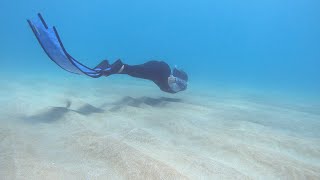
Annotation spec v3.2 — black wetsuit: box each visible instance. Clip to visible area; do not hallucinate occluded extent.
[120,61,176,93]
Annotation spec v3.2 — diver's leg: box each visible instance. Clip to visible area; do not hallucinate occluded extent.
[102,60,172,91]
[102,60,171,87]
[121,61,171,82]
[102,59,124,76]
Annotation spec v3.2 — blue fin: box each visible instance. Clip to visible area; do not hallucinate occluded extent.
[27,13,103,78]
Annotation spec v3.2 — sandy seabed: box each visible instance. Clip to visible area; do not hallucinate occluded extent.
[0,75,319,180]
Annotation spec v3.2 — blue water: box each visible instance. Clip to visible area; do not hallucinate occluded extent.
[1,0,320,97]
[1,1,320,178]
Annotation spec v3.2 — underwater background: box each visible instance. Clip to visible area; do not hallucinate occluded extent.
[1,0,320,97]
[0,0,319,179]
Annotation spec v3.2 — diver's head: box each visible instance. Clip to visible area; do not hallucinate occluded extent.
[169,68,188,92]
[173,68,188,82]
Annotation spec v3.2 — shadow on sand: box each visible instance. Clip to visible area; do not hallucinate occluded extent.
[108,96,182,112]
[23,96,182,123]
[23,100,105,123]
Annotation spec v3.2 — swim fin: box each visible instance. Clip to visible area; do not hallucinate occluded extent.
[27,13,105,78]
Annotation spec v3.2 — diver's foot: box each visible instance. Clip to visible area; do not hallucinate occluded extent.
[110,59,124,73]
[102,59,124,76]
[95,60,111,71]
[118,65,125,73]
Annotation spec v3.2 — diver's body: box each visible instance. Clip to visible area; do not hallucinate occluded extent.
[100,60,188,93]
[27,14,188,94]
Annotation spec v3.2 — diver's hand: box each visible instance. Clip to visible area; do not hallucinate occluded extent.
[168,76,176,84]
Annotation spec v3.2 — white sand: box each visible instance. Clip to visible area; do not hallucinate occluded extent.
[0,75,319,179]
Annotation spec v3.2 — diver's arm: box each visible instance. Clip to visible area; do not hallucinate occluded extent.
[168,75,176,84]
[175,77,187,87]
[168,75,188,92]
